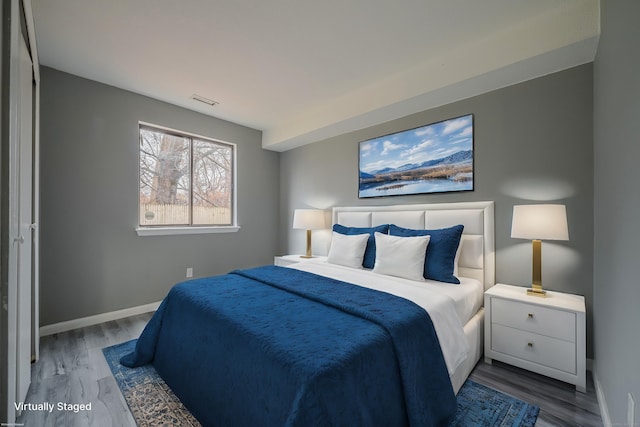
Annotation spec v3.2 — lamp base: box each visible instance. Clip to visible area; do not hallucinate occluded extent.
[299,255,314,259]
[526,286,547,298]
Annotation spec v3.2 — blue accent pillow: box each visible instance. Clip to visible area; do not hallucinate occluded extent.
[332,224,390,269]
[389,224,464,284]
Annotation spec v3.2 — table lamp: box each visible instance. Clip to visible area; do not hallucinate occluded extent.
[293,209,326,258]
[511,204,569,297]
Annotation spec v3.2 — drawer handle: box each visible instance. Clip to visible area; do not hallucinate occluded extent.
[527,313,534,319]
[527,342,534,348]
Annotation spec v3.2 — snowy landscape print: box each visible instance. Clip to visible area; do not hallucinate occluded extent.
[359,114,473,198]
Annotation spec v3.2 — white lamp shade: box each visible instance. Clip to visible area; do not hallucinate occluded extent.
[293,209,326,230]
[511,204,569,241]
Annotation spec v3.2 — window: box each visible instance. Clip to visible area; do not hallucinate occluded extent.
[138,123,237,234]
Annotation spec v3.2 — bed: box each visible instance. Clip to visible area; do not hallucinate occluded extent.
[326,201,495,393]
[121,201,495,426]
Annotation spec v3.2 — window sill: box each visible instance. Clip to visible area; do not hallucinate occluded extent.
[136,226,240,236]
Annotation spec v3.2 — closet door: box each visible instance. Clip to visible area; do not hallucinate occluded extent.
[15,32,33,406]
[2,2,37,422]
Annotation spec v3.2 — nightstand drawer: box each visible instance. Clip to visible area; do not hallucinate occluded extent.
[492,298,576,342]
[492,324,576,374]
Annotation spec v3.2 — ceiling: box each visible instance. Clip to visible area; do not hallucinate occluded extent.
[31,0,599,151]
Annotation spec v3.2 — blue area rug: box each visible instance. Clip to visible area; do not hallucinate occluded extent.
[103,339,539,427]
[450,379,539,426]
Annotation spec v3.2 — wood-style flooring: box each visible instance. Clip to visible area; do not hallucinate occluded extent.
[17,313,602,426]
[16,313,153,427]
[469,360,602,426]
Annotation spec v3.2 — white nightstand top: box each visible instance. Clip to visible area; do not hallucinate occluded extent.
[274,254,328,267]
[486,283,585,313]
[275,254,328,262]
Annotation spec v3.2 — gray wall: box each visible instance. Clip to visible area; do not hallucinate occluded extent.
[594,1,640,425]
[280,64,595,356]
[40,67,280,326]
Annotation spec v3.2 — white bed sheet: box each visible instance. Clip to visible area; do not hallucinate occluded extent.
[288,260,481,376]
[418,275,484,325]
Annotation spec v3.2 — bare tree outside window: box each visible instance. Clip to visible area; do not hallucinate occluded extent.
[139,125,234,226]
[192,139,232,224]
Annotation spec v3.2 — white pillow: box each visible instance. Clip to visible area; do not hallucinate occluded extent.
[453,235,463,277]
[327,232,369,269]
[373,232,430,281]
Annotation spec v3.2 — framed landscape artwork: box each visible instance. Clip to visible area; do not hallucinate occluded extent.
[358,114,474,198]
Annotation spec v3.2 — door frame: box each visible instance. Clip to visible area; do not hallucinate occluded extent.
[23,0,40,365]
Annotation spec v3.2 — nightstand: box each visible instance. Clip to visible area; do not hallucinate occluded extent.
[274,255,327,267]
[484,283,586,392]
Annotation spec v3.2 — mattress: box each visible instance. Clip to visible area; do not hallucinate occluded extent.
[289,259,483,375]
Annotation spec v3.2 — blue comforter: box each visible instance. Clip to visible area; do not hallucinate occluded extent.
[121,265,456,426]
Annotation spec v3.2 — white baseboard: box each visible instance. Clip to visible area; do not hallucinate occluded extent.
[40,301,161,336]
[593,365,613,427]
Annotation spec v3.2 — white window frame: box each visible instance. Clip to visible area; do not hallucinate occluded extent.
[135,121,239,236]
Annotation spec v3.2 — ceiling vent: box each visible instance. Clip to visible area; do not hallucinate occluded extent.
[191,94,219,107]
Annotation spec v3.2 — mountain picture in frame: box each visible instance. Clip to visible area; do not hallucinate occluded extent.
[358,114,474,198]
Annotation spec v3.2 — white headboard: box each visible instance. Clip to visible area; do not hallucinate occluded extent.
[332,201,495,290]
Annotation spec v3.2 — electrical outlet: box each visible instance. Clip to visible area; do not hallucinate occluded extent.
[629,393,636,427]
[186,267,193,278]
